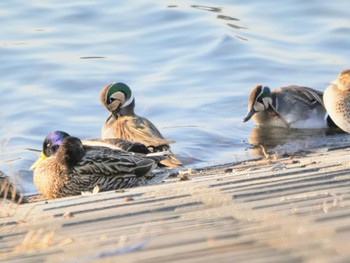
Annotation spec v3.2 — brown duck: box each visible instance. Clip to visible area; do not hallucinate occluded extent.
[100,82,182,168]
[30,131,162,199]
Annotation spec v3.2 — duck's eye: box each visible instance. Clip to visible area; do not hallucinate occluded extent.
[48,144,59,155]
[108,97,115,104]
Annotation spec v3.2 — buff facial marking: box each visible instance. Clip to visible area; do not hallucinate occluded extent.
[107,91,126,112]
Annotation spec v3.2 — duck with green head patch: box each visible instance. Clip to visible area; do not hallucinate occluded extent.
[100,82,182,168]
[30,131,163,199]
[243,84,337,129]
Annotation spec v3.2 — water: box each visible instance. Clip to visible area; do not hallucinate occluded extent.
[1,0,350,195]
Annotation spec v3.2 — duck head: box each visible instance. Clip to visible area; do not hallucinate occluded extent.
[55,136,85,167]
[333,69,350,91]
[243,84,273,122]
[30,131,70,170]
[100,82,135,117]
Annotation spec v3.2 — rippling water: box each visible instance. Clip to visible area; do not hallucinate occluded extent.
[1,1,350,194]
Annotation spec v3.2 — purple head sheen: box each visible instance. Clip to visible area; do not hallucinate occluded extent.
[43,131,70,157]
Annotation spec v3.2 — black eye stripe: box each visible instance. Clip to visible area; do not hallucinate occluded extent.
[254,91,263,103]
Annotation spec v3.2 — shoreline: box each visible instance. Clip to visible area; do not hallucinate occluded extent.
[2,143,350,262]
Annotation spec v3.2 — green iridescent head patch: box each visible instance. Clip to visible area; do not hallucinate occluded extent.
[106,83,132,101]
[105,82,134,109]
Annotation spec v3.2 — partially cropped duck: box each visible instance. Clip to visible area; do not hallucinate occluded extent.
[324,69,350,133]
[0,171,23,203]
[100,82,182,168]
[243,84,337,129]
[30,131,163,199]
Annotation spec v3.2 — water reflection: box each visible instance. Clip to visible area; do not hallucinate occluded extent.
[168,4,247,39]
[227,23,247,30]
[191,5,222,13]
[248,126,345,157]
[217,14,239,21]
[79,56,106,59]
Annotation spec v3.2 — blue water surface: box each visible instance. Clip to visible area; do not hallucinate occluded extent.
[1,0,350,194]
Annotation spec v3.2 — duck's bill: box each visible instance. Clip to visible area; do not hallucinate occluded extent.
[30,152,47,170]
[243,109,255,122]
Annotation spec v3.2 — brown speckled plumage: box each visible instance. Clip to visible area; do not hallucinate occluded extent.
[324,69,350,133]
[32,133,159,199]
[100,83,182,168]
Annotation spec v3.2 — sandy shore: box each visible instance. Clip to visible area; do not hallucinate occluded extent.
[1,144,350,262]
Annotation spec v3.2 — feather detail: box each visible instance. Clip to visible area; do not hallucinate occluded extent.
[100,83,182,168]
[244,84,336,129]
[275,85,325,108]
[111,116,174,147]
[32,133,160,199]
[109,116,181,168]
[82,138,150,154]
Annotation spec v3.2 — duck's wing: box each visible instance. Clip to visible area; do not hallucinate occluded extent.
[277,85,325,108]
[76,147,157,178]
[114,116,175,148]
[83,138,150,154]
[116,117,182,168]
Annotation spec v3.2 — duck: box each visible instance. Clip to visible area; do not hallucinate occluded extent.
[0,171,23,203]
[324,69,350,133]
[243,84,337,129]
[30,131,163,199]
[100,82,182,168]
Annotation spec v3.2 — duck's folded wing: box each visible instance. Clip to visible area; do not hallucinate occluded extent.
[83,138,150,154]
[116,116,175,147]
[75,152,156,178]
[279,85,325,107]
